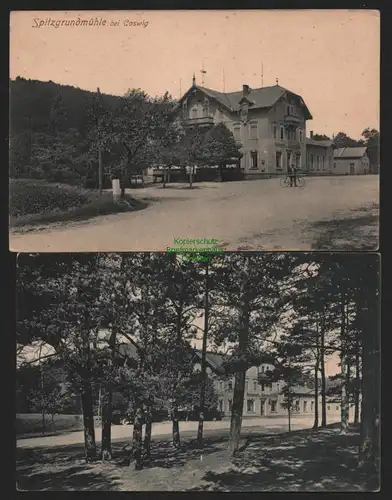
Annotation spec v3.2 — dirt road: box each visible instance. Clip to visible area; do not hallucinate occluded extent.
[10,176,379,252]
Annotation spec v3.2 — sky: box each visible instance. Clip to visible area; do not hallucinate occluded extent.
[10,9,379,139]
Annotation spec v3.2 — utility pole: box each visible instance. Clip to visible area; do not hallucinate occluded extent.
[197,261,209,446]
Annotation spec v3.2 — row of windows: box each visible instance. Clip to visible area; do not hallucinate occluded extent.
[308,154,333,170]
[219,399,342,414]
[219,379,273,392]
[233,123,304,143]
[273,124,304,142]
[276,151,301,169]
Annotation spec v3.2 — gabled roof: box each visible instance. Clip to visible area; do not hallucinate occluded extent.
[179,84,312,119]
[306,138,334,148]
[194,349,227,375]
[334,147,368,159]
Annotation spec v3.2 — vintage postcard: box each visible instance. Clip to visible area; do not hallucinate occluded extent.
[9,10,379,252]
[16,252,380,491]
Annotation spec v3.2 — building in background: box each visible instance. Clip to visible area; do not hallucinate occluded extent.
[178,77,312,179]
[194,350,350,419]
[333,147,370,175]
[305,133,335,175]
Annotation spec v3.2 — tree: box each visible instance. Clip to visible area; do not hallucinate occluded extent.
[85,88,113,192]
[360,128,379,171]
[197,123,242,180]
[26,360,72,435]
[333,131,364,149]
[111,90,179,195]
[210,254,293,455]
[311,133,331,141]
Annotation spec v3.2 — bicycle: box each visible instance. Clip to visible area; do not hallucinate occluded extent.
[280,174,305,188]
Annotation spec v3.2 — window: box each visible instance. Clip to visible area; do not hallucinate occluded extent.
[334,162,337,169]
[253,380,257,391]
[336,406,339,411]
[316,156,320,171]
[286,105,290,115]
[219,381,223,390]
[251,151,258,169]
[273,123,277,139]
[261,366,265,373]
[296,153,301,168]
[280,403,286,410]
[247,399,255,412]
[228,381,233,391]
[321,156,325,170]
[228,399,232,411]
[191,106,198,118]
[299,129,303,143]
[219,400,224,412]
[311,401,314,411]
[270,400,277,412]
[303,401,307,412]
[250,122,258,140]
[280,125,285,140]
[328,405,331,411]
[261,383,265,392]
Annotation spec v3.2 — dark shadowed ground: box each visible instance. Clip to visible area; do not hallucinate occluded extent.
[16,423,379,492]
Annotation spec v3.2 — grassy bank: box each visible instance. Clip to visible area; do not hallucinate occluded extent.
[9,179,145,229]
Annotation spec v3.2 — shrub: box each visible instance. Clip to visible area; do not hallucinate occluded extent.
[9,179,88,217]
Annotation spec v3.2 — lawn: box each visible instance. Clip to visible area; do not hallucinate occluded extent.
[9,179,145,229]
[16,423,379,492]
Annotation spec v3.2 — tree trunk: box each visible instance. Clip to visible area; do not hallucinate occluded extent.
[171,404,181,449]
[132,406,144,470]
[101,387,113,461]
[143,407,152,461]
[228,257,250,456]
[354,324,361,425]
[358,268,380,479]
[101,322,117,461]
[98,147,103,193]
[197,262,209,446]
[313,356,319,429]
[340,298,349,433]
[189,166,194,188]
[81,385,97,463]
[320,313,327,427]
[288,405,291,432]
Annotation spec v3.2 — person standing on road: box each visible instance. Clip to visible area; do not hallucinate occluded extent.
[288,164,298,187]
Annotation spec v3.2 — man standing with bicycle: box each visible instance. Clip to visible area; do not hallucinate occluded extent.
[288,164,298,187]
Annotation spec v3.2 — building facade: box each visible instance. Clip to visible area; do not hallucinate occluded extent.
[333,147,370,175]
[194,350,350,419]
[306,134,335,175]
[179,78,312,179]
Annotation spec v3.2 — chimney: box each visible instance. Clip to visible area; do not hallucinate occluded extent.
[242,84,250,96]
[310,131,314,139]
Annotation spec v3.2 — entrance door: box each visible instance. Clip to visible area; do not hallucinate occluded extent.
[349,163,355,175]
[260,401,265,416]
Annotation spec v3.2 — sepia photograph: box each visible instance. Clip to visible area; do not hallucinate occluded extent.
[9,10,379,252]
[16,252,380,491]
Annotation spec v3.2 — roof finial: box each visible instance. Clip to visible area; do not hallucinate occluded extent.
[276,78,279,85]
[192,73,196,87]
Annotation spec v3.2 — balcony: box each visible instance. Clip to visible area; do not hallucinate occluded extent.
[284,114,301,126]
[183,116,214,127]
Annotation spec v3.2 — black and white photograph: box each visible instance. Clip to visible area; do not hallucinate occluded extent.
[9,10,379,252]
[16,252,380,492]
